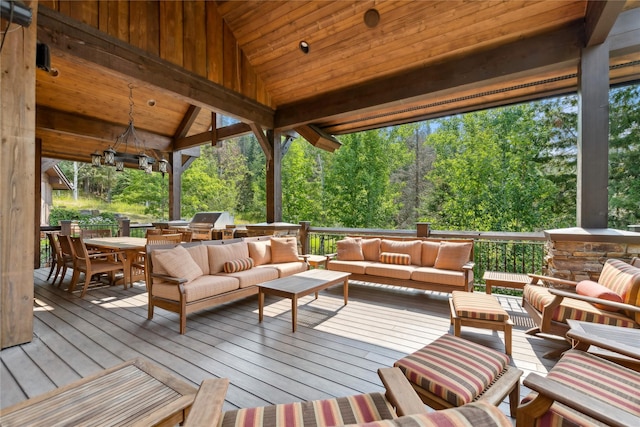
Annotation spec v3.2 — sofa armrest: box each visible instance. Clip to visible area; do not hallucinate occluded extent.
[184,378,229,427]
[150,273,188,285]
[528,274,578,287]
[325,253,337,260]
[518,373,638,427]
[377,367,426,417]
[462,261,475,270]
[548,288,640,313]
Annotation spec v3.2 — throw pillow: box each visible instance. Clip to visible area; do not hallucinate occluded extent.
[361,238,381,261]
[248,241,271,266]
[421,241,440,267]
[270,237,299,263]
[380,240,421,265]
[337,238,364,261]
[433,242,472,271]
[153,245,203,282]
[223,257,255,273]
[576,280,623,311]
[207,242,250,273]
[380,252,411,265]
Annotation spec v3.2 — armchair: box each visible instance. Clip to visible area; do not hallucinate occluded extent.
[522,259,640,342]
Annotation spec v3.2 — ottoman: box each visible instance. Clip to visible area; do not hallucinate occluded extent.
[450,290,513,355]
[394,334,522,417]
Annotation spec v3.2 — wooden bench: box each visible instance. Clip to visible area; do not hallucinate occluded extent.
[0,358,197,427]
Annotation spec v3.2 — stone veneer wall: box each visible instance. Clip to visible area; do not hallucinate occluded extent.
[545,228,640,282]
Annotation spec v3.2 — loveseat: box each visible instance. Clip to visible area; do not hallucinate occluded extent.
[326,237,475,293]
[147,236,308,333]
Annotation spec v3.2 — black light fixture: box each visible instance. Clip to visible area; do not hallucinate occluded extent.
[0,1,32,27]
[91,84,168,176]
[299,41,310,54]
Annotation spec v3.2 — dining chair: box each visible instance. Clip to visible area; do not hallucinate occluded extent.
[69,236,126,297]
[56,235,76,288]
[145,228,163,237]
[45,232,64,284]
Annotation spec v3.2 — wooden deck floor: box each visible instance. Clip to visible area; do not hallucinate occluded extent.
[1,269,568,420]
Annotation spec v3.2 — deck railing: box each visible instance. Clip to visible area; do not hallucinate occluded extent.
[38,221,547,283]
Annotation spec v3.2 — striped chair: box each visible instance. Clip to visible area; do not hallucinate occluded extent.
[184,368,513,427]
[517,349,640,427]
[523,259,640,341]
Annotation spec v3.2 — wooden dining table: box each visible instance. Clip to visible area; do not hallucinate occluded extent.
[83,236,147,288]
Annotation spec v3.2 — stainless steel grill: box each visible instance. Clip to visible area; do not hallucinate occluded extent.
[188,212,234,240]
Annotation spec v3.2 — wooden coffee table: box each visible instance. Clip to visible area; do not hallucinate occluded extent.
[567,320,640,370]
[258,269,350,332]
[483,271,531,294]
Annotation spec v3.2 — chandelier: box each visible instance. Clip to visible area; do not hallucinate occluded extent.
[91,84,168,175]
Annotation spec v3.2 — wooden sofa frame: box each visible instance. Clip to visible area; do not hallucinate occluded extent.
[327,236,476,293]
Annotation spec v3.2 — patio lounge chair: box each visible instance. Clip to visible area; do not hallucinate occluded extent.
[516,349,640,427]
[523,258,640,345]
[185,367,513,427]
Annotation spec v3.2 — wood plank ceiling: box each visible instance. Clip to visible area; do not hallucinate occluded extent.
[34,0,640,164]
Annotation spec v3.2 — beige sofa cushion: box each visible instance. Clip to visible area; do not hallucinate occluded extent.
[153,275,239,302]
[366,263,416,280]
[361,238,381,261]
[186,245,210,275]
[207,242,250,273]
[248,240,271,266]
[270,237,299,263]
[337,238,364,261]
[153,245,203,282]
[421,241,440,267]
[412,267,470,287]
[218,266,279,288]
[328,260,375,274]
[434,242,472,271]
[380,240,422,265]
[265,261,308,277]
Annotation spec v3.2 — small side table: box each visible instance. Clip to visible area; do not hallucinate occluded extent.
[306,254,328,269]
[483,271,531,294]
[567,320,640,371]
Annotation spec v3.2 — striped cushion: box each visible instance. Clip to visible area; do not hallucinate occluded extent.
[218,392,396,427]
[394,334,510,407]
[521,350,640,426]
[224,257,255,273]
[452,291,509,322]
[523,285,637,328]
[342,401,511,427]
[379,252,411,265]
[598,259,640,323]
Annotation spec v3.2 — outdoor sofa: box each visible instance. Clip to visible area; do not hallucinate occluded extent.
[326,237,475,293]
[146,236,308,333]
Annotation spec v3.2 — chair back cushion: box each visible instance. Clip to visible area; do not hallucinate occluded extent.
[598,259,640,322]
[521,350,640,426]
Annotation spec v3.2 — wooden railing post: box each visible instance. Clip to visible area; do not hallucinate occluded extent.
[60,220,72,235]
[118,218,130,237]
[299,221,311,254]
[416,222,431,237]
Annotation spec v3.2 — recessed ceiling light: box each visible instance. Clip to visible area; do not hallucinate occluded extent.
[299,41,309,54]
[147,99,156,107]
[364,8,380,28]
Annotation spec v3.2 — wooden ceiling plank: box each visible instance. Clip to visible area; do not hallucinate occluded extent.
[265,2,585,103]
[275,22,584,130]
[585,0,625,46]
[37,6,275,128]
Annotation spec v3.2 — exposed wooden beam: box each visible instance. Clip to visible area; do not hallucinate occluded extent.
[584,0,625,47]
[174,122,252,150]
[37,106,172,151]
[294,124,341,152]
[174,105,201,139]
[608,8,640,55]
[249,122,272,161]
[37,6,275,128]
[275,23,584,130]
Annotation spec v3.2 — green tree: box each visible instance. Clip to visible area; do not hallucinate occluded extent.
[112,169,168,218]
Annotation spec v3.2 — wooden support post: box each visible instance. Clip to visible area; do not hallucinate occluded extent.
[1,0,37,348]
[169,151,182,220]
[265,130,282,222]
[416,222,431,238]
[35,138,43,268]
[299,221,311,254]
[577,43,609,228]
